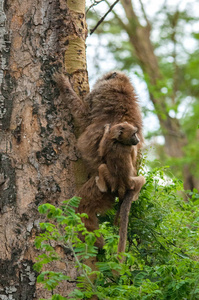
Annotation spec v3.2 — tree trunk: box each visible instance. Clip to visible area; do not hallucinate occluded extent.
[0,0,88,298]
[119,0,199,190]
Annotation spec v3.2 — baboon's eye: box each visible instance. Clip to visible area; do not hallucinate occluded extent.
[119,127,124,134]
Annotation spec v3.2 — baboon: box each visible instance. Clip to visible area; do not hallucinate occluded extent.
[77,122,145,249]
[77,72,144,174]
[96,122,145,199]
[54,71,144,249]
[54,71,144,175]
[96,122,145,246]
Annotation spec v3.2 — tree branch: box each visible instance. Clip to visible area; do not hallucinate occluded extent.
[86,0,105,14]
[171,10,180,104]
[120,0,140,27]
[104,0,131,34]
[90,0,120,35]
[138,0,151,30]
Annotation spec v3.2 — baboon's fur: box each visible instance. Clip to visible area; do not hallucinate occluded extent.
[54,71,144,248]
[77,176,115,248]
[77,72,144,174]
[96,122,145,231]
[54,71,143,174]
[96,122,144,199]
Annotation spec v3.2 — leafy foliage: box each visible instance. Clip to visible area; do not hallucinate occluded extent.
[34,166,199,299]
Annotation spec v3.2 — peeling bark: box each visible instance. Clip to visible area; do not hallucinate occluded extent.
[0,0,88,298]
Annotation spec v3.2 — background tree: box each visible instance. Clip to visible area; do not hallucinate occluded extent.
[86,0,199,190]
[0,0,88,298]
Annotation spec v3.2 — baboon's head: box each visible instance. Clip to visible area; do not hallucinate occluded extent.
[111,122,140,146]
[92,71,133,93]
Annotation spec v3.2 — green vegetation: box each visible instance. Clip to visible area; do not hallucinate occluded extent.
[34,165,199,299]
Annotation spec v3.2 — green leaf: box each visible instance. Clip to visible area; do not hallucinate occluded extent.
[52,295,67,300]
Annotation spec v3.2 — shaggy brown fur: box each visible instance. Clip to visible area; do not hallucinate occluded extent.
[54,71,144,249]
[96,122,145,235]
[77,71,144,174]
[54,71,144,175]
[77,176,115,248]
[96,122,145,199]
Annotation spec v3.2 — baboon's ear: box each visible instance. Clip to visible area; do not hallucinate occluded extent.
[106,72,117,80]
[112,125,123,140]
[117,126,124,137]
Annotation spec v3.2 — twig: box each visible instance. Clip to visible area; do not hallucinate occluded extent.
[90,0,120,35]
[86,0,105,14]
[105,0,130,34]
[66,239,97,292]
[171,10,180,104]
[138,0,151,29]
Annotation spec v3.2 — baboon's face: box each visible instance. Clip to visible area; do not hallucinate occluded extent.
[111,123,140,146]
[129,132,140,145]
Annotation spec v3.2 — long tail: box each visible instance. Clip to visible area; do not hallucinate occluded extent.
[117,190,134,256]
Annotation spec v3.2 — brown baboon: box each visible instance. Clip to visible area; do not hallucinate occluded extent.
[77,72,144,174]
[96,122,145,199]
[54,71,144,249]
[96,122,145,240]
[54,71,144,175]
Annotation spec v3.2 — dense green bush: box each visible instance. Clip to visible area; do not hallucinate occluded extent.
[34,166,199,300]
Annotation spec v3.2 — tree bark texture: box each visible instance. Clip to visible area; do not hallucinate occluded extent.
[119,0,199,190]
[0,0,88,298]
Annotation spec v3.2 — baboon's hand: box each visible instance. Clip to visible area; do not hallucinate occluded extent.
[53,72,71,91]
[104,123,111,134]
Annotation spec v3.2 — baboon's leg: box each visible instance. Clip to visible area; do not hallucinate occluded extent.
[81,213,104,248]
[96,163,117,193]
[130,176,146,200]
[95,164,108,192]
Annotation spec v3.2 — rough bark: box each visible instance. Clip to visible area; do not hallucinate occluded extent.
[118,0,199,190]
[0,0,88,298]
